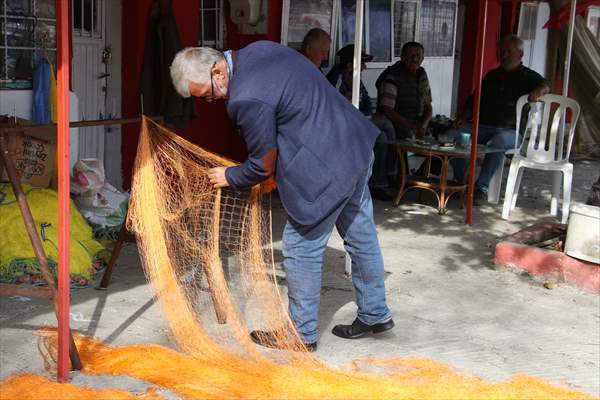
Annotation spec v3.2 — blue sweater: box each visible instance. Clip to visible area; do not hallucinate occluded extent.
[225,41,379,226]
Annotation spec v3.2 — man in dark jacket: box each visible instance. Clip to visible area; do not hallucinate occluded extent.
[170,41,394,351]
[448,34,549,205]
[326,44,373,116]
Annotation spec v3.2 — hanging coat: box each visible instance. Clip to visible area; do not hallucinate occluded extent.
[140,0,197,129]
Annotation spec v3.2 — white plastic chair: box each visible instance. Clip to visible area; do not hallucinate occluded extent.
[502,94,580,223]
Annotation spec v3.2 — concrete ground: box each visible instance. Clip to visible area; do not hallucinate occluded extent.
[1,159,599,398]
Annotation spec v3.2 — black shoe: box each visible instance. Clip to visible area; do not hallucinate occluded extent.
[332,318,395,339]
[249,330,317,352]
[370,187,396,202]
[388,176,401,189]
[472,189,487,206]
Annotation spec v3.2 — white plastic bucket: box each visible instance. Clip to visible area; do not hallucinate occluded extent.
[564,203,600,264]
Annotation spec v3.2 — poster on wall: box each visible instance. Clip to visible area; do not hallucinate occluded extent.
[281,0,337,51]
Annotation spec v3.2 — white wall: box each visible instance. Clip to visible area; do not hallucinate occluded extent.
[0,90,80,172]
[104,0,123,190]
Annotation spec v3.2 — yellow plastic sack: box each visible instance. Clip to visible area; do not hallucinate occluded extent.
[0,183,106,284]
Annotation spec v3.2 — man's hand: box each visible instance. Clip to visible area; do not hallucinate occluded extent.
[208,167,229,188]
[528,84,549,102]
[452,117,464,129]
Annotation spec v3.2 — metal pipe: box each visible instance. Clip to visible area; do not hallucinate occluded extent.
[563,0,577,96]
[466,0,489,225]
[351,0,364,109]
[56,0,72,382]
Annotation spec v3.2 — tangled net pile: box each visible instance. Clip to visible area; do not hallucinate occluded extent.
[127,117,308,359]
[0,117,595,399]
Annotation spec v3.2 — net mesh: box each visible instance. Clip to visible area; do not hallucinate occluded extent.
[126,116,311,361]
[11,328,595,400]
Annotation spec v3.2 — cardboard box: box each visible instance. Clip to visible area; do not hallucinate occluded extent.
[1,132,56,188]
[0,116,57,188]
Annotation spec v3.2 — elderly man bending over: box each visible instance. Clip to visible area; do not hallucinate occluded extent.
[170,41,394,352]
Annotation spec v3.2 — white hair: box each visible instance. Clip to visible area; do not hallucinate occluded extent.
[170,47,224,98]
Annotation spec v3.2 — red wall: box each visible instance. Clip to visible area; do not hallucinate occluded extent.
[121,0,283,188]
[456,0,503,114]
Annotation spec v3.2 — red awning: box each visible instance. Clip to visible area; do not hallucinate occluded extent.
[544,0,600,29]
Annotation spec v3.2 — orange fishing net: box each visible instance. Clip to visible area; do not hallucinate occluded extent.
[0,117,596,399]
[0,373,162,400]
[126,117,308,358]
[4,329,593,400]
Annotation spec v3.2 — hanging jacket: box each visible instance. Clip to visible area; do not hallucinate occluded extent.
[32,58,51,124]
[140,0,197,129]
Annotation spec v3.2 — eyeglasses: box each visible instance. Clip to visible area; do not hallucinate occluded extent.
[209,61,216,100]
[199,61,217,102]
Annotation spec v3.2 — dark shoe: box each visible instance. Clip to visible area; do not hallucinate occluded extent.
[332,318,395,339]
[472,189,488,206]
[388,175,401,189]
[249,330,317,352]
[370,187,396,202]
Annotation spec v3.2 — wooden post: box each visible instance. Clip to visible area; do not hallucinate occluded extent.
[96,220,129,290]
[0,133,82,372]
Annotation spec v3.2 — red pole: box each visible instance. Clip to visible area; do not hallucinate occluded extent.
[56,0,71,382]
[466,0,488,225]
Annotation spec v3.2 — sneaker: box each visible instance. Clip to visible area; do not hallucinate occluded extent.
[472,189,487,206]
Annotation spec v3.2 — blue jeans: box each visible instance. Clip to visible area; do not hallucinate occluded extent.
[369,115,398,189]
[446,123,517,192]
[282,160,392,343]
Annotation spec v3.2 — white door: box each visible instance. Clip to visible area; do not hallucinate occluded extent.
[72,0,106,160]
[71,0,122,188]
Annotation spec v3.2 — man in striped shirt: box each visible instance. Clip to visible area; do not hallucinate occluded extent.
[376,41,433,140]
[369,42,432,200]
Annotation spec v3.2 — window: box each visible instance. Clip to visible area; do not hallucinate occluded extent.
[200,0,224,49]
[282,0,336,50]
[340,0,393,63]
[392,0,418,58]
[334,0,457,65]
[340,0,365,48]
[420,0,456,57]
[368,0,391,62]
[587,6,600,41]
[72,0,103,38]
[1,0,57,89]
[518,2,538,41]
